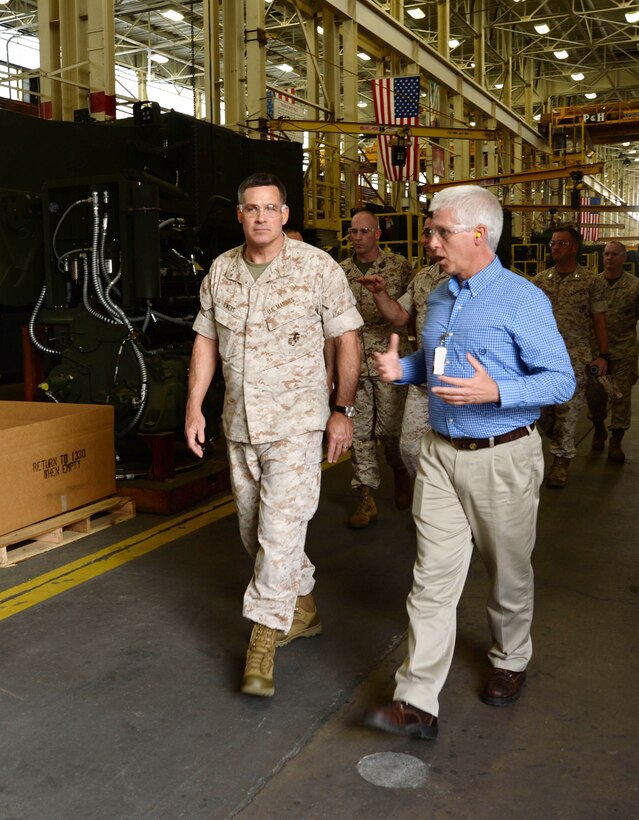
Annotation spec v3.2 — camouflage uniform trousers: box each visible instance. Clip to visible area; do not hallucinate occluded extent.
[400,384,431,480]
[586,357,638,431]
[350,377,408,490]
[227,431,323,632]
[539,365,587,459]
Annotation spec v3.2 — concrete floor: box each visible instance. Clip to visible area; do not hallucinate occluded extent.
[0,408,637,820]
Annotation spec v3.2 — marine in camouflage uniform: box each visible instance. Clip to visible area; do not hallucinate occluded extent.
[534,227,608,487]
[186,174,362,697]
[585,242,639,462]
[340,209,413,527]
[397,261,449,478]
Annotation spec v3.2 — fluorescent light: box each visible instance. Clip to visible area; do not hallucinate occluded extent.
[161,9,184,22]
[554,50,569,59]
[448,39,461,49]
[357,52,371,61]
[357,100,368,108]
[622,142,630,146]
[494,82,504,89]
[625,11,639,22]
[150,53,169,64]
[584,92,597,99]
[534,23,550,34]
[408,8,426,19]
[571,72,585,81]
[277,63,294,72]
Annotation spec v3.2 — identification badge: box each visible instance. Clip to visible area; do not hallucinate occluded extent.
[433,346,447,375]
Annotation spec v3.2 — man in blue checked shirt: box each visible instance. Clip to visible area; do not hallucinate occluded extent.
[364,185,575,741]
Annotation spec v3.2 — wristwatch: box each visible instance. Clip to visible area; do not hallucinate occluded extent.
[333,405,356,418]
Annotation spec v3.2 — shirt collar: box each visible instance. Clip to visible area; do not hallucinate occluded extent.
[447,255,501,298]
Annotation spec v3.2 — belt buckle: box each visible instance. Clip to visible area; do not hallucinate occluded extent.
[468,440,478,450]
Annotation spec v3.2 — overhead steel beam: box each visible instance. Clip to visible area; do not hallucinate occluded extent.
[503,204,639,213]
[422,162,606,192]
[265,119,497,140]
[317,0,548,152]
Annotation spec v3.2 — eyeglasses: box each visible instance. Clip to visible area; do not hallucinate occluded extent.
[348,227,376,236]
[424,225,473,241]
[549,240,571,248]
[238,204,285,218]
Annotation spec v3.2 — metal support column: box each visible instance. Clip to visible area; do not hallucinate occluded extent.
[222,0,245,130]
[87,0,115,120]
[203,0,221,124]
[342,14,359,213]
[245,0,266,133]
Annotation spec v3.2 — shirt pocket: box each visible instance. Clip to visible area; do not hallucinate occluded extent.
[214,303,245,362]
[264,302,321,368]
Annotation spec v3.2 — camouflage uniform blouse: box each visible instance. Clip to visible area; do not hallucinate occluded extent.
[534,263,607,367]
[340,249,413,376]
[193,236,363,444]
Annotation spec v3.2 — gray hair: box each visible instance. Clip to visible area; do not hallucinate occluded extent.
[431,185,503,251]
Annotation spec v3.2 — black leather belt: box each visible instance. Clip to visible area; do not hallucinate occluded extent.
[434,422,535,451]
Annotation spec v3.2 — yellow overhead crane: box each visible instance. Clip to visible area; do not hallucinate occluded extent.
[421,162,605,193]
[264,119,498,141]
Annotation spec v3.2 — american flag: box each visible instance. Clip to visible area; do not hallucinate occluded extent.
[371,75,420,182]
[580,195,600,242]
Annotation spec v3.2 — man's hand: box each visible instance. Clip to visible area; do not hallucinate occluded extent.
[326,413,353,463]
[430,352,499,405]
[356,274,387,294]
[185,406,207,458]
[590,356,609,376]
[373,333,403,383]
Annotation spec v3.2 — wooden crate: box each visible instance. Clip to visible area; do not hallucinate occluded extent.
[0,496,135,567]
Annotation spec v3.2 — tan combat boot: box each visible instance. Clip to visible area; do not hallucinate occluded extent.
[393,468,413,510]
[591,421,607,451]
[275,597,322,647]
[546,456,570,489]
[608,430,625,463]
[347,486,378,529]
[240,623,278,697]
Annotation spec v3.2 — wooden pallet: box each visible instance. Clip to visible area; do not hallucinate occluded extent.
[0,496,136,568]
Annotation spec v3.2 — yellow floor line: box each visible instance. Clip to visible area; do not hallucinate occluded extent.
[0,453,348,622]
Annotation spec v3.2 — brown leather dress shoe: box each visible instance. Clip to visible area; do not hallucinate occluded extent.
[363,700,438,740]
[481,668,526,706]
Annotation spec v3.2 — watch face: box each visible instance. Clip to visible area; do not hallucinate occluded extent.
[344,406,356,418]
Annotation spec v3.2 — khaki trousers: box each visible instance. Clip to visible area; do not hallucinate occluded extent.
[394,428,544,717]
[227,432,323,632]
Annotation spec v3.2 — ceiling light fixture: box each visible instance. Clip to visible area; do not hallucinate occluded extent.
[469,119,476,126]
[449,39,461,49]
[277,63,294,72]
[533,113,541,121]
[407,8,426,19]
[534,23,550,34]
[554,50,569,59]
[571,72,585,81]
[317,26,324,34]
[494,82,504,89]
[161,9,184,22]
[584,92,597,99]
[150,53,169,64]
[358,52,371,61]
[357,100,368,108]
[625,10,639,22]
